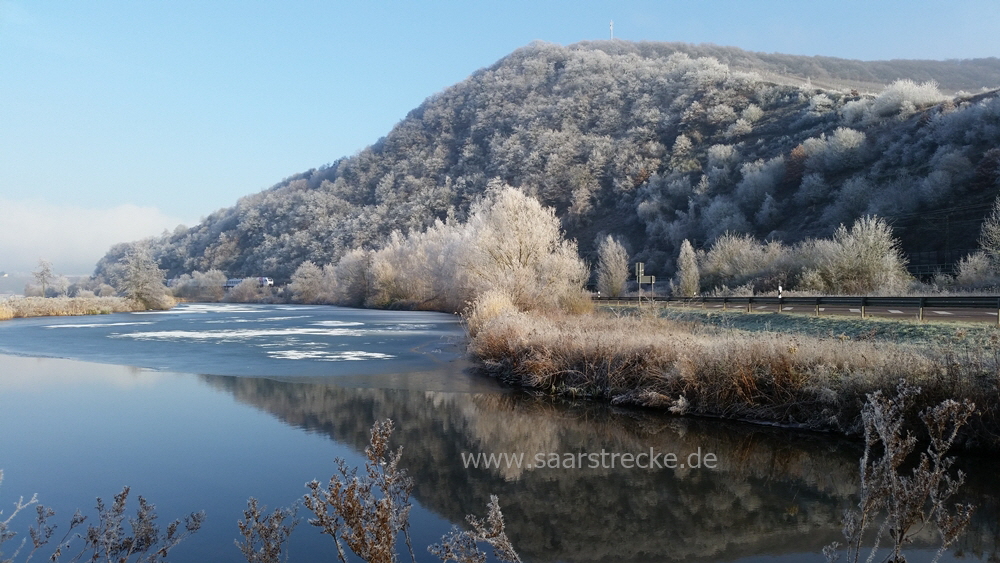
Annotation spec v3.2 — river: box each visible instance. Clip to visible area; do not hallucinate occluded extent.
[0,303,996,562]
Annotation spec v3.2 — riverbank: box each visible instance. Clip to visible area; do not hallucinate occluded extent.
[0,296,146,320]
[468,307,1000,449]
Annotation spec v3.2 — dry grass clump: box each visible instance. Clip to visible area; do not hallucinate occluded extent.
[469,310,1000,446]
[1,297,144,319]
[463,290,521,337]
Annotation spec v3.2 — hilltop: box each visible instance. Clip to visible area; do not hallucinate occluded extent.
[95,40,1000,282]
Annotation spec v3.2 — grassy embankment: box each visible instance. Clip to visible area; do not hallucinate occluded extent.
[467,301,1000,449]
[0,297,144,320]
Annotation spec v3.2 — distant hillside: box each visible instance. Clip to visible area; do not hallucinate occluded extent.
[96,40,1000,282]
[602,41,1000,93]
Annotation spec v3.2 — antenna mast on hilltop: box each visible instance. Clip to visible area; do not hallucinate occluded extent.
[610,20,614,39]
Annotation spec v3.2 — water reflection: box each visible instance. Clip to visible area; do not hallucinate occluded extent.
[201,375,1000,562]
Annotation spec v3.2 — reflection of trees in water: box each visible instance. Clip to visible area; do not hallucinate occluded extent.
[200,375,999,563]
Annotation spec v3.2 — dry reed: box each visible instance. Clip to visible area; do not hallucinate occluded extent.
[0,297,144,319]
[468,310,1000,448]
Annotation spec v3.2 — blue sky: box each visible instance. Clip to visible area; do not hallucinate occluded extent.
[1,0,998,273]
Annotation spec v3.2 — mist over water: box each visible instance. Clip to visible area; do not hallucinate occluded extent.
[0,305,995,562]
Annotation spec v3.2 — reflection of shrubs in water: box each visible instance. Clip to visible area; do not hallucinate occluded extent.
[1,399,985,562]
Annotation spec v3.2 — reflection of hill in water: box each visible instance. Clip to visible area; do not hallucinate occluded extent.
[200,375,1000,563]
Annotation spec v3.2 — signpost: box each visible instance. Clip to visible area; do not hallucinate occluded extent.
[635,263,655,306]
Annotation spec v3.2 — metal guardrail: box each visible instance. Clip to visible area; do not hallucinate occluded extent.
[593,295,1000,324]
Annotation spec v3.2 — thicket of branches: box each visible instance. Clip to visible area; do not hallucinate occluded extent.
[92,41,1000,286]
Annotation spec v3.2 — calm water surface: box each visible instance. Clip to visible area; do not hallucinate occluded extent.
[0,304,996,562]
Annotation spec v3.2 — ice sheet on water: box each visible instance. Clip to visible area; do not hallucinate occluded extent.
[266,350,395,361]
[374,323,432,331]
[310,320,364,327]
[111,327,364,341]
[133,304,268,315]
[204,316,309,324]
[44,322,155,329]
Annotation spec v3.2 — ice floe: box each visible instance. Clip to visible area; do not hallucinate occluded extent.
[266,350,395,361]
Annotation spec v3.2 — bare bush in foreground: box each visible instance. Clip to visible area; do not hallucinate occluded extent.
[428,496,521,563]
[299,420,521,563]
[236,498,297,563]
[0,471,204,563]
[303,419,416,563]
[826,382,975,563]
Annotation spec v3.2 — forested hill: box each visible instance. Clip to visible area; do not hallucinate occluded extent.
[96,40,1000,282]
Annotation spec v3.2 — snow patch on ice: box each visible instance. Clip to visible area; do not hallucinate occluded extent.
[267,350,395,361]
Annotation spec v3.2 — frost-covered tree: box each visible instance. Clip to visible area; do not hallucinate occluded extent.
[225,278,267,303]
[596,235,629,297]
[463,185,588,311]
[290,261,333,304]
[118,244,174,310]
[32,259,54,297]
[171,269,226,301]
[978,196,1000,262]
[675,239,699,297]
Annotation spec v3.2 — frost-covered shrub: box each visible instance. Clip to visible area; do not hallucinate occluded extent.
[802,128,867,172]
[794,173,829,206]
[798,216,910,294]
[725,118,753,138]
[741,104,763,123]
[700,233,792,292]
[225,279,267,303]
[735,157,785,209]
[463,185,589,311]
[809,93,834,115]
[701,197,749,240]
[953,251,998,288]
[172,269,226,301]
[869,79,947,119]
[706,103,737,124]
